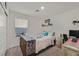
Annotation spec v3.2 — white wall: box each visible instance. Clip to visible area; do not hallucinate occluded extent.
[7,7,79,50]
[0,4,6,55]
[7,10,29,49]
[28,16,54,36]
[53,8,79,37]
[6,9,54,49]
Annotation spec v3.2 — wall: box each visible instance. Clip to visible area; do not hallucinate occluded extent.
[53,8,79,38]
[0,4,6,55]
[28,16,54,36]
[6,10,29,49]
[7,9,54,49]
[7,7,79,49]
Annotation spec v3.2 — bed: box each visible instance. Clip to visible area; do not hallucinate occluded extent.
[35,36,54,53]
[20,34,54,54]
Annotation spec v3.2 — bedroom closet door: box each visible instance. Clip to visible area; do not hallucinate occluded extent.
[0,3,6,55]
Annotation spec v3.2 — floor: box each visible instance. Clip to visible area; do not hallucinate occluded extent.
[5,46,23,56]
[37,46,64,56]
[5,45,64,56]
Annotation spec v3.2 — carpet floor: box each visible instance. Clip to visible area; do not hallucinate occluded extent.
[6,46,64,56]
[37,46,64,56]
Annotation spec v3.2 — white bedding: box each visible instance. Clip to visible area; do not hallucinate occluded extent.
[35,36,53,53]
[20,35,54,53]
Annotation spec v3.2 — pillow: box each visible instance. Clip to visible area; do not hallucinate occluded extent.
[43,32,48,36]
[48,33,52,36]
[72,37,77,42]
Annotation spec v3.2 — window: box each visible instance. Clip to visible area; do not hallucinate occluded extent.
[15,18,28,36]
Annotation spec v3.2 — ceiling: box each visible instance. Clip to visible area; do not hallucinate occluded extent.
[7,2,79,17]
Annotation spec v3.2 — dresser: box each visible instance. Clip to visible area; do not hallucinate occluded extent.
[20,36,35,56]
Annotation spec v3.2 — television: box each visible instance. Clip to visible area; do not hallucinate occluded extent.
[69,30,79,38]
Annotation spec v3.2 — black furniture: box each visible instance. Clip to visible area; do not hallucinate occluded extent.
[63,34,68,43]
[54,39,56,46]
[69,30,79,38]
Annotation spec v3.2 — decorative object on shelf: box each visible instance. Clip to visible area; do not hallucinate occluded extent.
[72,20,79,25]
[52,32,55,36]
[45,19,50,23]
[42,19,53,27]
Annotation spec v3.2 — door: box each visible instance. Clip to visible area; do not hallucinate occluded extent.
[0,3,6,56]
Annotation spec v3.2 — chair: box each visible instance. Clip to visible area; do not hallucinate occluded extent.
[63,34,68,43]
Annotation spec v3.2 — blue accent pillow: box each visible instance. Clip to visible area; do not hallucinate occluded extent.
[43,32,48,36]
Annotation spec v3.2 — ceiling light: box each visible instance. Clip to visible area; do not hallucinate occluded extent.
[41,6,44,10]
[35,6,44,12]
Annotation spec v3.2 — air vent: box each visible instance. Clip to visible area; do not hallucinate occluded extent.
[35,9,40,12]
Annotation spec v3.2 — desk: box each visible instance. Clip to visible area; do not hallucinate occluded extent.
[20,36,35,56]
[62,40,79,56]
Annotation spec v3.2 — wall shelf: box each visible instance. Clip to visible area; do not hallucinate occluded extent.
[42,19,53,27]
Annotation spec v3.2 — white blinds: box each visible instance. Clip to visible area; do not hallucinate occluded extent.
[15,18,28,28]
